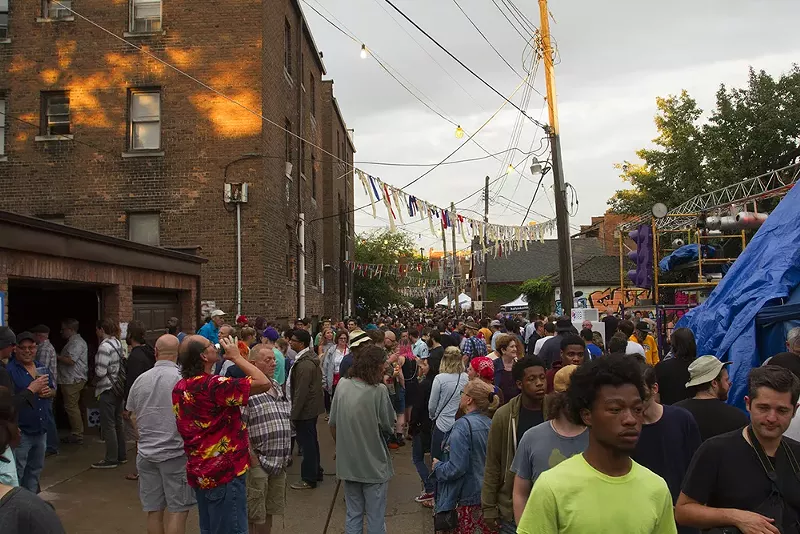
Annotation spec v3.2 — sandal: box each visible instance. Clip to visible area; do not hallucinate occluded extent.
[125,473,139,481]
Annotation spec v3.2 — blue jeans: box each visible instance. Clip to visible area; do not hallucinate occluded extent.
[344,480,388,534]
[195,474,247,534]
[500,520,518,533]
[431,426,446,460]
[412,433,433,493]
[46,405,59,453]
[15,432,46,493]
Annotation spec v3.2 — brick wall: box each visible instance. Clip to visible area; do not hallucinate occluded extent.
[0,0,348,323]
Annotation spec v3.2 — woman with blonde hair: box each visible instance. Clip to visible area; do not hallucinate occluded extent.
[428,347,468,462]
[432,379,500,533]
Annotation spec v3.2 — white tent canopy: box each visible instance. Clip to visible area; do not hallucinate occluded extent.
[500,294,528,312]
[435,293,472,309]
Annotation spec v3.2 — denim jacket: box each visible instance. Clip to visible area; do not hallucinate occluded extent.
[432,410,492,513]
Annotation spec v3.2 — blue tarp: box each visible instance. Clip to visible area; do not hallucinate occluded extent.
[675,184,800,409]
[658,244,717,273]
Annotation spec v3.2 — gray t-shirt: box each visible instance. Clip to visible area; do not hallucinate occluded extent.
[329,378,396,484]
[511,420,589,484]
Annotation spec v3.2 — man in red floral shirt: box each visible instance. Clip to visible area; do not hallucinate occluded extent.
[173,335,271,534]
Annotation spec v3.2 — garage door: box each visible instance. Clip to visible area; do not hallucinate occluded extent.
[133,291,180,345]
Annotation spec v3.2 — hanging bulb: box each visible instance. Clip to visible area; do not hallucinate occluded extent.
[360,44,368,59]
[507,164,515,174]
[455,125,465,139]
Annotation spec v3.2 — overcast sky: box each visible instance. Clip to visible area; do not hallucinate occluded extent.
[304,0,800,253]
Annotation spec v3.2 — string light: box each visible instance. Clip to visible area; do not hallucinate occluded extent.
[455,125,465,139]
[507,164,515,173]
[360,44,368,59]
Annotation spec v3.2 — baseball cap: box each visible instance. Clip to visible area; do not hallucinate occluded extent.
[556,318,573,333]
[490,320,502,327]
[210,310,226,318]
[636,321,651,333]
[553,364,578,393]
[262,327,280,342]
[16,331,36,344]
[29,324,50,334]
[349,329,371,348]
[0,327,16,350]
[685,355,731,387]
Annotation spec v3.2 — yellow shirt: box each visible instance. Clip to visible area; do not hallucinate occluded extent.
[479,328,493,344]
[630,334,659,366]
[517,454,676,534]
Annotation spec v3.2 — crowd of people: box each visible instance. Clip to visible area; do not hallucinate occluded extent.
[1,307,800,534]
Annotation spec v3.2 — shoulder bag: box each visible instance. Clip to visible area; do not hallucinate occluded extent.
[705,426,800,534]
[434,417,474,533]
[108,340,127,399]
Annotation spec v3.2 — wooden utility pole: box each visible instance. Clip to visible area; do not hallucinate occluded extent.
[538,0,574,315]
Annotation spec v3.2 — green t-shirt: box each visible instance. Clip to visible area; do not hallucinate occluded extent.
[517,453,677,534]
[273,348,286,385]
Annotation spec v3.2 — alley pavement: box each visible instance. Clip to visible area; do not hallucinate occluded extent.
[40,423,434,533]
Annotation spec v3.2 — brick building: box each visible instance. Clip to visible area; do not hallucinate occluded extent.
[0,0,355,326]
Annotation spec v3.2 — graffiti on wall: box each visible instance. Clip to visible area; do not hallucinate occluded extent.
[588,288,652,313]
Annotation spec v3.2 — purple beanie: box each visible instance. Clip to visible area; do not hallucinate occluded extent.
[262,327,280,342]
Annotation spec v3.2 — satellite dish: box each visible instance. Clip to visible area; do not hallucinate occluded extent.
[652,203,668,219]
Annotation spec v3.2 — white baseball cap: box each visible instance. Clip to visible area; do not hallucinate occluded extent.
[210,310,226,318]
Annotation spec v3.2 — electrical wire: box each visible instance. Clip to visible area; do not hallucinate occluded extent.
[382,0,547,131]
[488,0,534,44]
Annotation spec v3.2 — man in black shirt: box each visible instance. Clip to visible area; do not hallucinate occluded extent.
[676,366,800,533]
[674,356,749,442]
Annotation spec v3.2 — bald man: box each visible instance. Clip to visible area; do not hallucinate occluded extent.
[127,334,196,534]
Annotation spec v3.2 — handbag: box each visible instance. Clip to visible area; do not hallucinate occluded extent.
[705,426,800,534]
[107,340,127,399]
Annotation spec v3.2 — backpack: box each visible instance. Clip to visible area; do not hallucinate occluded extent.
[106,340,127,399]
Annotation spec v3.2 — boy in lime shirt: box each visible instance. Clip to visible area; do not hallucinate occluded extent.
[517,355,677,534]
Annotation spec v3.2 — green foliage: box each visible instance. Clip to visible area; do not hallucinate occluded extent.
[487,284,523,308]
[609,66,800,215]
[519,277,554,316]
[354,230,419,316]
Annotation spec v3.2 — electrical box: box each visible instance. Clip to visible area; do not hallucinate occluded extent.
[224,183,249,203]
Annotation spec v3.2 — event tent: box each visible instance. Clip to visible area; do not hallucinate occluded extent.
[500,294,528,312]
[676,184,800,408]
[435,293,472,309]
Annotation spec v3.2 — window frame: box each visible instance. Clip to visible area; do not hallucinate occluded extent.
[129,0,161,34]
[309,73,316,117]
[284,19,292,76]
[284,118,292,164]
[311,152,316,200]
[43,0,73,20]
[127,211,161,246]
[41,91,71,136]
[128,88,161,152]
[0,97,5,156]
[0,0,9,40]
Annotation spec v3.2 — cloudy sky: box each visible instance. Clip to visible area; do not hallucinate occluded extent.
[304,0,800,253]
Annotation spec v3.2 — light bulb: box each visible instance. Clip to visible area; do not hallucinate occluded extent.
[455,125,465,139]
[530,158,542,175]
[360,44,367,59]
[507,164,515,173]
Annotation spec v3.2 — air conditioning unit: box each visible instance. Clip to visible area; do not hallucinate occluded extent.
[224,183,249,203]
[285,162,293,178]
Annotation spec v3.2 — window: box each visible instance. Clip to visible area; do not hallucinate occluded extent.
[309,73,315,116]
[129,89,160,150]
[284,19,292,75]
[128,212,160,246]
[44,0,72,20]
[41,92,70,136]
[311,241,318,284]
[311,153,316,200]
[286,225,296,281]
[284,119,291,163]
[130,0,161,33]
[0,98,5,156]
[0,0,8,39]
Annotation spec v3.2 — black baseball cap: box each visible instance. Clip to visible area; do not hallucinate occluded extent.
[16,331,36,344]
[0,327,16,350]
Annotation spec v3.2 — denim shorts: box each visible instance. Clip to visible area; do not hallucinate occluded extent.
[391,386,406,414]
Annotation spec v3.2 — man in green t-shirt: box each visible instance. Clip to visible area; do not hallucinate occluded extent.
[517,355,677,534]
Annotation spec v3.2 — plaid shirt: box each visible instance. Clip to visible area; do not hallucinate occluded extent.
[242,379,291,475]
[462,336,488,360]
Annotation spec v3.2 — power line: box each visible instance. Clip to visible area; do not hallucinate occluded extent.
[382,0,547,131]
[489,0,534,43]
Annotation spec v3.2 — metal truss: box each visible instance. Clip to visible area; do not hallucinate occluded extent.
[619,161,800,232]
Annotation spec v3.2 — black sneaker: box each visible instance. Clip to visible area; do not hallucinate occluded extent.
[119,459,128,464]
[396,434,406,447]
[91,460,119,469]
[61,434,83,444]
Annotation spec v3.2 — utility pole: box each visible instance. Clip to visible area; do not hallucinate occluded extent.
[539,0,574,316]
[483,176,489,312]
[451,202,458,314]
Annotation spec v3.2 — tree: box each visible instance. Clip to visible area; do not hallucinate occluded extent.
[353,230,420,316]
[609,65,800,215]
[520,277,553,316]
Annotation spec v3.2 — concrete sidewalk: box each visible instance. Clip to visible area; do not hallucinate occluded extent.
[41,425,434,533]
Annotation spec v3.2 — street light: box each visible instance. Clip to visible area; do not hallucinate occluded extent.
[530,157,543,175]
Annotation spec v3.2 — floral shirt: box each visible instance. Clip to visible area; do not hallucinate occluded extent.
[172,373,252,489]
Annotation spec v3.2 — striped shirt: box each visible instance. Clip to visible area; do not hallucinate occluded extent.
[242,380,291,475]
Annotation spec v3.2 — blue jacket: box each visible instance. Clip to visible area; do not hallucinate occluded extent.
[7,358,54,435]
[432,410,492,512]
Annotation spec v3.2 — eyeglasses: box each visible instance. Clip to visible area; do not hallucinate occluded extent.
[290,338,300,343]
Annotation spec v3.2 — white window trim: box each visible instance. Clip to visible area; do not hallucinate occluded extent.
[128,89,161,152]
[129,0,162,34]
[38,0,74,21]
